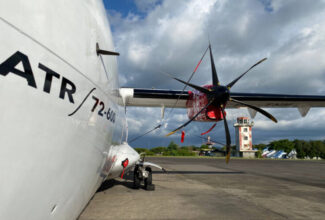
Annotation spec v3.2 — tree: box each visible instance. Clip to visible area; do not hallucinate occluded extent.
[253,144,266,151]
[309,141,323,158]
[150,146,166,155]
[134,148,150,154]
[200,144,209,149]
[293,140,305,158]
[269,139,294,153]
[167,141,179,151]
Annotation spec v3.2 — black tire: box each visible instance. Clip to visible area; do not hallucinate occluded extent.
[144,167,153,190]
[146,184,155,191]
[133,166,141,189]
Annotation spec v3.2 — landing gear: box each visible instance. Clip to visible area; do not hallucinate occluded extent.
[133,165,141,189]
[133,165,155,191]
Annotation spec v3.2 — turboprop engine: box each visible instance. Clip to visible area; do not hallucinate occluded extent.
[166,44,276,163]
[186,86,225,122]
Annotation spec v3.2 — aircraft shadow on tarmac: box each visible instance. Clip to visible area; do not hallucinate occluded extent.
[97,170,245,192]
[97,171,137,192]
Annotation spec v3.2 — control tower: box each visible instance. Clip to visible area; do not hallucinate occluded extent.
[234,117,256,158]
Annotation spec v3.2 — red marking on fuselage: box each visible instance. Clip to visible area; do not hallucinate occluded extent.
[120,158,129,179]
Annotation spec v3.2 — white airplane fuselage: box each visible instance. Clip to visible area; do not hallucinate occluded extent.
[0,0,139,219]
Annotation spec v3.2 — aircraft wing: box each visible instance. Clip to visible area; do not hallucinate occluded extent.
[119,88,189,108]
[119,88,325,116]
[228,92,325,117]
[228,92,325,108]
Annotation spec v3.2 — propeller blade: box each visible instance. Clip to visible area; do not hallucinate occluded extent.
[166,98,215,136]
[221,107,231,164]
[209,44,220,86]
[226,58,267,89]
[230,98,278,123]
[166,74,210,94]
[129,124,162,143]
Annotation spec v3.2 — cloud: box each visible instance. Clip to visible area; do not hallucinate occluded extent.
[107,0,325,147]
[134,0,162,12]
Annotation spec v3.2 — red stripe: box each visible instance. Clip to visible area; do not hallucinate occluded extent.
[194,60,202,73]
[201,123,216,135]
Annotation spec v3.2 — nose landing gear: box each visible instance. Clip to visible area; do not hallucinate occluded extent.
[133,165,155,191]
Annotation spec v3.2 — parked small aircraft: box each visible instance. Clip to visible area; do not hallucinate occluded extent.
[1,0,325,219]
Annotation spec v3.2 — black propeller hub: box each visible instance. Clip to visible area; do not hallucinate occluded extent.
[209,85,230,105]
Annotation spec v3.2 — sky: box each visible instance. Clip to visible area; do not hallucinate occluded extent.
[103,0,325,148]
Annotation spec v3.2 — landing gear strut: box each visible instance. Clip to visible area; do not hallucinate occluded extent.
[133,165,155,191]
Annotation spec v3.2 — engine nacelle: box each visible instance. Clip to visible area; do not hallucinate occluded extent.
[186,85,225,122]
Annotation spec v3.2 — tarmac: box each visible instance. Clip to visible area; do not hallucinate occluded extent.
[79,157,325,220]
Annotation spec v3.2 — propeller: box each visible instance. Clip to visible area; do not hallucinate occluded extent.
[209,44,219,86]
[230,98,277,123]
[226,58,267,89]
[166,98,216,136]
[221,107,231,163]
[166,44,277,163]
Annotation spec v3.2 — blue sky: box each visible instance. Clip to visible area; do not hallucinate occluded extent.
[103,0,139,17]
[103,0,325,148]
[103,0,163,19]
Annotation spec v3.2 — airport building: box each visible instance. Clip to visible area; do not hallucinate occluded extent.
[234,117,256,158]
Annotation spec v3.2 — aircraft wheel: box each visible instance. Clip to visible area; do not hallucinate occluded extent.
[133,166,141,189]
[144,167,155,191]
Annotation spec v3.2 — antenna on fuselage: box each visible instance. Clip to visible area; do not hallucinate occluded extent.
[96,43,120,56]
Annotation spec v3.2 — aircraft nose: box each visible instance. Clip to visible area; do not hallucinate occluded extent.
[108,142,140,178]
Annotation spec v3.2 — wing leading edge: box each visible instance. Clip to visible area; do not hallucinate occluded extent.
[119,88,189,108]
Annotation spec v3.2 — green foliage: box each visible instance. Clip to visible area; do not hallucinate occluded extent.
[135,140,325,159]
[134,148,148,154]
[220,145,236,152]
[150,147,166,154]
[253,144,266,151]
[134,148,154,155]
[178,148,196,156]
[191,145,201,151]
[269,139,295,153]
[200,144,209,149]
[253,144,266,158]
[167,141,179,151]
[255,150,262,158]
[293,140,325,159]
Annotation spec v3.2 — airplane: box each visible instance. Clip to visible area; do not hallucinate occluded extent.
[1,0,325,219]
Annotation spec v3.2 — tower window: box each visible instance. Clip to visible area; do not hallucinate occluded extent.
[243,128,248,132]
